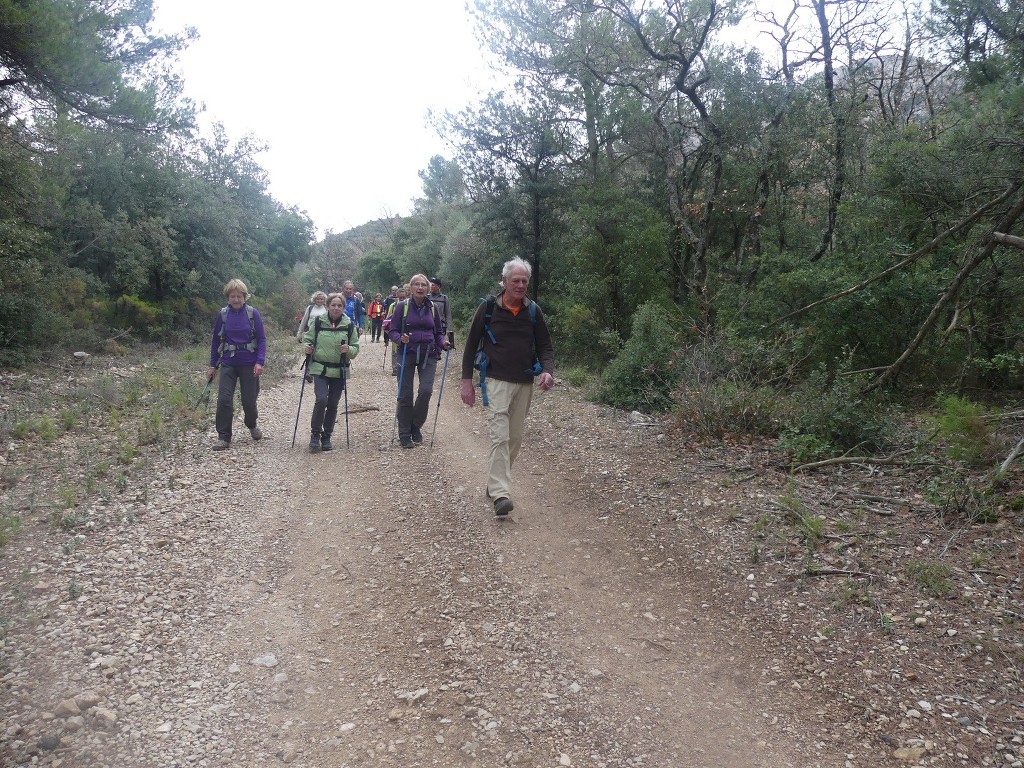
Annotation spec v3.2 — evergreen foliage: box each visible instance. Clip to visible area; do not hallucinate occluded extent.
[597,301,681,412]
[0,2,313,360]
[2,0,1024,470]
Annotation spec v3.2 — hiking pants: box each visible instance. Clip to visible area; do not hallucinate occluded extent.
[395,346,438,439]
[310,374,345,439]
[216,364,260,441]
[371,317,383,342]
[484,378,533,501]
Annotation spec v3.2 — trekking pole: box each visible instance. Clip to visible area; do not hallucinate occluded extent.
[194,376,213,410]
[428,347,451,450]
[291,355,311,448]
[382,339,388,370]
[389,343,408,446]
[195,362,220,410]
[342,363,351,449]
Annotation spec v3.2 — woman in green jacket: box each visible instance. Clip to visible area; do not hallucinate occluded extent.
[302,293,359,452]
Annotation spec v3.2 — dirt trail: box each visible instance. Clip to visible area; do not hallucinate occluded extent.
[206,339,843,768]
[1,339,851,768]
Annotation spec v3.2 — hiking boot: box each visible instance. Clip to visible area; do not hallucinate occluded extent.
[250,426,263,441]
[309,436,321,453]
[493,497,514,517]
[320,436,333,451]
[411,426,423,444]
[400,435,414,449]
[212,439,230,451]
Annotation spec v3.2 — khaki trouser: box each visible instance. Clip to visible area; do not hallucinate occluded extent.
[484,378,533,501]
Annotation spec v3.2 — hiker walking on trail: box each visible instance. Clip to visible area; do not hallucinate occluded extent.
[429,277,455,350]
[382,285,399,317]
[342,281,365,336]
[296,291,328,341]
[389,274,451,448]
[460,257,554,516]
[384,284,410,376]
[368,293,385,343]
[303,293,360,452]
[209,279,268,451]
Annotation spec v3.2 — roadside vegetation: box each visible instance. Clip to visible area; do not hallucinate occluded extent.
[0,333,296,548]
[0,3,1021,553]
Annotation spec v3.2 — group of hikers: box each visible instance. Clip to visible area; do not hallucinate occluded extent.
[207,258,555,517]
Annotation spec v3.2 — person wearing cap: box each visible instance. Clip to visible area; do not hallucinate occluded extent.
[429,277,454,349]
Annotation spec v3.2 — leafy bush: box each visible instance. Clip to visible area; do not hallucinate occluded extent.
[554,303,606,365]
[597,301,681,412]
[905,559,953,597]
[112,295,163,337]
[672,330,793,437]
[932,394,999,466]
[778,362,896,461]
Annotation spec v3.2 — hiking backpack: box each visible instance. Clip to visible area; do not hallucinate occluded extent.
[218,304,256,357]
[309,315,355,376]
[473,296,541,406]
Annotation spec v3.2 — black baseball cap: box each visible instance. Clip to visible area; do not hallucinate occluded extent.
[429,277,442,286]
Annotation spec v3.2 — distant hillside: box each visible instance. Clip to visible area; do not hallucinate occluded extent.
[306,217,400,290]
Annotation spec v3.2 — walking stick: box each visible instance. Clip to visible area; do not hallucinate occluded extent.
[195,362,220,410]
[428,347,451,450]
[291,355,311,448]
[382,339,388,370]
[389,343,409,446]
[194,376,214,410]
[342,363,350,448]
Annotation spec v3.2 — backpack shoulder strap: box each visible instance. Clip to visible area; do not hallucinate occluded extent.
[482,296,497,344]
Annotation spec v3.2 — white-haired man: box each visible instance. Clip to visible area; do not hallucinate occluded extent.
[460,257,554,516]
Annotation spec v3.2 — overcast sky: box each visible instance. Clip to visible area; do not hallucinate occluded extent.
[153,1,492,237]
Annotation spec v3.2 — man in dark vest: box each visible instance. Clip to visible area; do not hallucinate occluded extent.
[430,277,454,349]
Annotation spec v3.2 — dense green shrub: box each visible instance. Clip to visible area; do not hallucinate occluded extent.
[932,394,999,467]
[778,362,896,460]
[597,301,682,412]
[672,330,796,437]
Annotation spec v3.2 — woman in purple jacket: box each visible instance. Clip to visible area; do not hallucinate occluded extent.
[389,274,451,448]
[207,279,267,451]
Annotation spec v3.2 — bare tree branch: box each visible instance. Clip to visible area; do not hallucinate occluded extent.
[999,436,1024,475]
[767,182,1024,328]
[864,189,1024,392]
[993,232,1024,250]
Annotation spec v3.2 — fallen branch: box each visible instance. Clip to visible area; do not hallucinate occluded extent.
[343,405,380,415]
[998,435,1024,475]
[793,450,918,472]
[850,493,912,505]
[985,409,1024,422]
[860,506,896,517]
[804,568,875,579]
